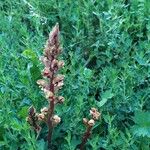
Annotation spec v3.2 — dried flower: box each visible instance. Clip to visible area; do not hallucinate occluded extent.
[26,106,41,132]
[28,106,36,116]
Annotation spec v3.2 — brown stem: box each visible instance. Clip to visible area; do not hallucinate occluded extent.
[80,126,92,150]
[47,64,55,148]
[47,98,55,148]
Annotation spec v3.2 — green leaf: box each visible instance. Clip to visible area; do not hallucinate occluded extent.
[22,49,37,60]
[22,49,38,65]
[11,121,22,131]
[18,106,28,119]
[0,141,5,147]
[98,90,114,107]
[83,68,92,78]
[37,139,45,150]
[30,64,41,81]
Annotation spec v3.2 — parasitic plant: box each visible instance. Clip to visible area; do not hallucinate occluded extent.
[80,108,101,150]
[26,23,65,148]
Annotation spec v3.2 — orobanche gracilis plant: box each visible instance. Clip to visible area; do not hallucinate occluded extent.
[26,23,65,148]
[80,108,101,149]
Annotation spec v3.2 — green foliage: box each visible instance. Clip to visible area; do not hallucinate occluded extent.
[132,111,150,137]
[0,0,150,149]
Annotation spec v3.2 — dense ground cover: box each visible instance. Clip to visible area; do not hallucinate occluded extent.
[0,0,150,149]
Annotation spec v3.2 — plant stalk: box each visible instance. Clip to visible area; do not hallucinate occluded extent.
[80,126,92,150]
[47,70,55,148]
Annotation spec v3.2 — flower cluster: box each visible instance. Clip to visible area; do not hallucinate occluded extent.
[36,23,65,104]
[26,24,64,145]
[80,108,101,149]
[83,107,101,127]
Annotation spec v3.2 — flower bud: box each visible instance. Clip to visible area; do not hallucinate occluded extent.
[52,115,61,126]
[83,118,88,125]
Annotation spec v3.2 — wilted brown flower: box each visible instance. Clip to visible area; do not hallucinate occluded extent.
[26,106,41,132]
[28,106,36,116]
